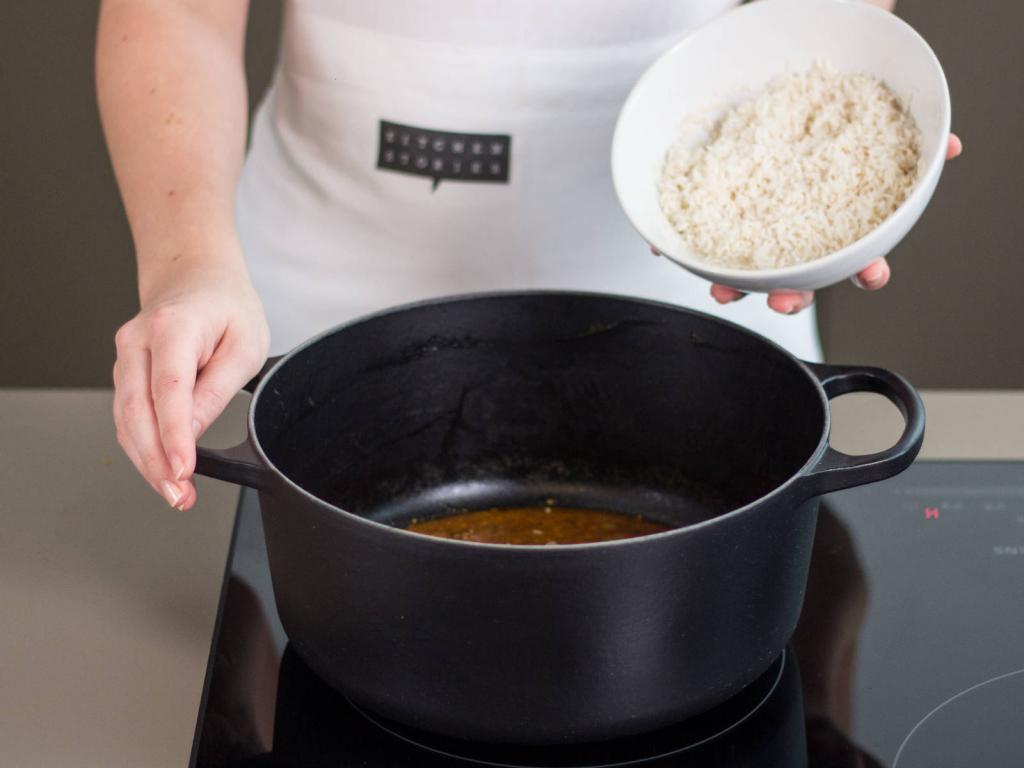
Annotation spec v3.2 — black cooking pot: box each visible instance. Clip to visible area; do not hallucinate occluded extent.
[195,292,923,745]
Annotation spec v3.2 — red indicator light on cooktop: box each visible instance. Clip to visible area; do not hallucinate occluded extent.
[925,507,940,520]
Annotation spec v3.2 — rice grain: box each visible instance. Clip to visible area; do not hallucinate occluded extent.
[658,62,922,270]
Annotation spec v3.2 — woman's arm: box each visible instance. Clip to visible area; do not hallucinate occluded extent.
[98,0,269,510]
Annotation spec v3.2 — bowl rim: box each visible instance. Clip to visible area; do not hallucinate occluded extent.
[611,0,952,286]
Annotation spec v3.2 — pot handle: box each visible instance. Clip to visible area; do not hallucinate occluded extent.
[242,355,284,394]
[800,362,925,496]
[193,355,284,493]
[195,439,276,493]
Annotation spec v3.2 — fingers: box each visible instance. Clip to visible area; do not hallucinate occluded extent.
[149,315,202,486]
[711,283,813,314]
[112,395,153,493]
[710,284,746,304]
[182,334,263,513]
[712,257,885,316]
[851,258,890,291]
[191,332,262,444]
[767,290,815,315]
[112,302,265,512]
[113,328,190,509]
[947,134,962,160]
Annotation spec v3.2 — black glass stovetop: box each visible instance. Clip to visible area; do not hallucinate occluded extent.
[193,462,1024,768]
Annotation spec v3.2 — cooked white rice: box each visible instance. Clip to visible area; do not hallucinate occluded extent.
[658,62,922,270]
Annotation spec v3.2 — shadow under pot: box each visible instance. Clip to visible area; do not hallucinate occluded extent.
[195,291,924,745]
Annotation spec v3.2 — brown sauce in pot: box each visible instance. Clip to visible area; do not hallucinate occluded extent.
[405,506,672,545]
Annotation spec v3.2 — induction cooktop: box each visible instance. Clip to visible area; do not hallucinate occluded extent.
[192,461,1024,767]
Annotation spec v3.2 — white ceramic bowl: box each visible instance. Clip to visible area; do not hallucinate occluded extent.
[611,0,951,292]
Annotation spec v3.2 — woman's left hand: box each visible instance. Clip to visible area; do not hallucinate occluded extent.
[709,134,963,314]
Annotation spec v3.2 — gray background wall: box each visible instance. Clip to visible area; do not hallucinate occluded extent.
[2,1,1019,388]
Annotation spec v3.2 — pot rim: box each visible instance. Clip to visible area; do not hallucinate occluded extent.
[245,290,831,551]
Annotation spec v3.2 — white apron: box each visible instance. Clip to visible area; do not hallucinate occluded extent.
[237,0,822,361]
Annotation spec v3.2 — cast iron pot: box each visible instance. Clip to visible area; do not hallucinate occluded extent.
[195,292,923,745]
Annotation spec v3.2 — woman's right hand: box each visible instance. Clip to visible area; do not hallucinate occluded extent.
[113,258,270,511]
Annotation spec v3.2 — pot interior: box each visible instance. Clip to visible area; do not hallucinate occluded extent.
[253,293,825,530]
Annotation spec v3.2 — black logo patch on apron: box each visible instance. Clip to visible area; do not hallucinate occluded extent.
[377,120,511,190]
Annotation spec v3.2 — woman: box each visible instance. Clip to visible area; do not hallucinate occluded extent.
[97,0,961,511]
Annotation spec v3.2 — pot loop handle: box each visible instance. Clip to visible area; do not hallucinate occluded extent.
[193,356,284,494]
[800,362,926,497]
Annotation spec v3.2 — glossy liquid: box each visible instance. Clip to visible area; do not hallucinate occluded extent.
[406,506,672,545]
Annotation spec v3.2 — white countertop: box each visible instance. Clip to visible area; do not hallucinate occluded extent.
[0,390,246,768]
[1,388,1021,767]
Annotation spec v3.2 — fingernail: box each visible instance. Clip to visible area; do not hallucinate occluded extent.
[170,456,185,481]
[865,273,886,289]
[851,274,866,290]
[191,419,202,438]
[857,262,887,290]
[161,481,182,508]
